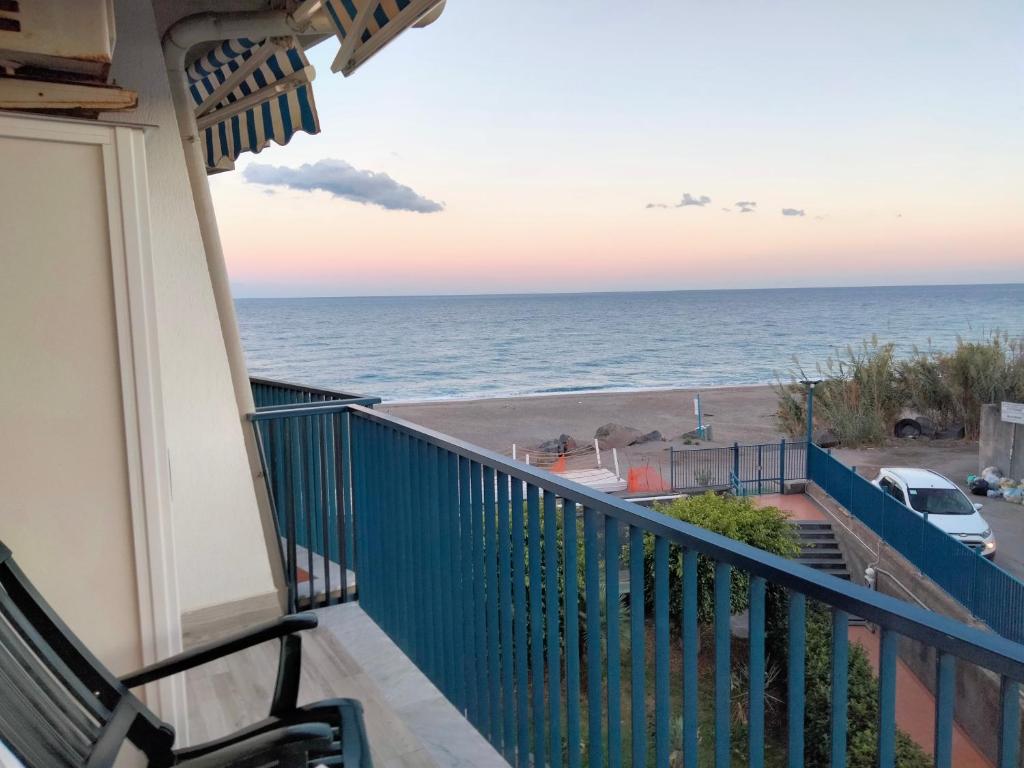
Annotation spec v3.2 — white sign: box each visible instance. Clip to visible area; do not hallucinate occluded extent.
[693,397,700,416]
[1002,402,1024,425]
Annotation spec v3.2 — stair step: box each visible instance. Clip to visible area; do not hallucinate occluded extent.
[802,561,851,569]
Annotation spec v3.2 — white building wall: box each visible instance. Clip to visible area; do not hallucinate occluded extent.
[101,0,278,619]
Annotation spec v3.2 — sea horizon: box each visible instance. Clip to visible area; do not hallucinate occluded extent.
[232,280,1024,301]
[237,283,1024,402]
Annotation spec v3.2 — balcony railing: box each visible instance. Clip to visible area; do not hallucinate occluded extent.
[251,401,1024,768]
[808,444,1024,646]
[250,375,381,409]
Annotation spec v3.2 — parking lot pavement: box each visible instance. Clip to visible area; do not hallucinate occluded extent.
[831,440,1024,582]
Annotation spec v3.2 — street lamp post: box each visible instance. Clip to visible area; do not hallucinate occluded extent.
[800,379,822,447]
[801,379,822,477]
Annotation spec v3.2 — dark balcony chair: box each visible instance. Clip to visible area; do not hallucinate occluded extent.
[0,541,371,767]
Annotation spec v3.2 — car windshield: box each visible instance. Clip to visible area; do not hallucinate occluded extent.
[907,487,975,515]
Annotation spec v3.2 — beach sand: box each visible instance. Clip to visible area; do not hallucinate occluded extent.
[385,384,786,459]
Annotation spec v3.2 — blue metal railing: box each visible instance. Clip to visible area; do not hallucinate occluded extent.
[670,439,806,493]
[250,375,381,410]
[253,402,1024,767]
[808,444,1024,646]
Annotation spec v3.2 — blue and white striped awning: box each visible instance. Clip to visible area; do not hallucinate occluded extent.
[187,37,320,173]
[324,0,446,76]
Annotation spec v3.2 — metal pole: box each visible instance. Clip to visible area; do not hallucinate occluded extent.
[806,382,815,447]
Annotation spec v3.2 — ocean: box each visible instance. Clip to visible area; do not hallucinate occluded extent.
[236,284,1024,403]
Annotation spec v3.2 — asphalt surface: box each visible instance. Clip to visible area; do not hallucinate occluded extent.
[832,440,1024,581]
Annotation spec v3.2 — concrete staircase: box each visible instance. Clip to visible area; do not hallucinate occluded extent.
[794,520,851,580]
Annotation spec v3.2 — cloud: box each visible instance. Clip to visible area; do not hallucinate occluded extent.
[677,193,711,207]
[781,208,806,217]
[243,159,444,213]
[735,201,757,213]
[645,203,670,209]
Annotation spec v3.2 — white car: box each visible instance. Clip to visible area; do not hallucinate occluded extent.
[871,467,996,559]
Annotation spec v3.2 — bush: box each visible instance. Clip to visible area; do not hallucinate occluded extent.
[802,607,930,768]
[776,332,1024,445]
[643,493,800,629]
[899,336,1023,439]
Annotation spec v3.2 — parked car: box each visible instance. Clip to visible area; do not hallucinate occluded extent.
[871,467,996,559]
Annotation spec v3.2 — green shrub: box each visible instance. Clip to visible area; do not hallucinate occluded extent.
[802,607,930,768]
[643,493,800,629]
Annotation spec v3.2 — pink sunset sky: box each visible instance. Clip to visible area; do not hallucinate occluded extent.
[211,1,1024,297]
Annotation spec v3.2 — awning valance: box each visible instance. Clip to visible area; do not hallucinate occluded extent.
[324,0,446,76]
[187,37,320,173]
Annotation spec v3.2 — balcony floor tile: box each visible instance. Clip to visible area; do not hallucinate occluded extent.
[184,602,507,767]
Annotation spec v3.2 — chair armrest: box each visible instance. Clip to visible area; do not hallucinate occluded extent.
[120,613,318,688]
[174,723,333,768]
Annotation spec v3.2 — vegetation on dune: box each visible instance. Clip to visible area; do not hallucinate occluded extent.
[776,332,1024,445]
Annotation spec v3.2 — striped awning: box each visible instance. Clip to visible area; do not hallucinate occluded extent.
[187,37,320,173]
[324,0,446,76]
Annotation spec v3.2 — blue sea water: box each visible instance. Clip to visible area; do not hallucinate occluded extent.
[236,284,1024,403]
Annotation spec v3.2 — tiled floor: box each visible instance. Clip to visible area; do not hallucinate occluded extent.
[753,492,828,520]
[184,603,507,767]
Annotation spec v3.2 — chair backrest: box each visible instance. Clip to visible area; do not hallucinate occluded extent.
[0,543,174,767]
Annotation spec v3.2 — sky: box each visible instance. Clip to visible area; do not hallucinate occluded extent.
[210,1,1024,298]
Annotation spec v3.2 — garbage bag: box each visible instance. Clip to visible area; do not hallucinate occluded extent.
[969,478,990,496]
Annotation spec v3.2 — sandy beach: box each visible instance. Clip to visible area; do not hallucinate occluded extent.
[385,384,786,458]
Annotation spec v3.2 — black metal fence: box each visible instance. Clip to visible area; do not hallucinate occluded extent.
[669,440,807,493]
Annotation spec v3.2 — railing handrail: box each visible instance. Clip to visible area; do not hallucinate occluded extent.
[329,403,1024,678]
[252,396,382,413]
[249,375,377,402]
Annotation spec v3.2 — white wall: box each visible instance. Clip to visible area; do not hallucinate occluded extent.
[0,133,144,678]
[101,0,278,616]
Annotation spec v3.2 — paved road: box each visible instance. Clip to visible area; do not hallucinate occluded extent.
[831,440,1024,582]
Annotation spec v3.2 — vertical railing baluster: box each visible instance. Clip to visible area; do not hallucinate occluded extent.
[682,548,698,768]
[303,416,316,606]
[401,436,413,659]
[498,471,515,763]
[714,562,732,767]
[877,628,897,768]
[317,414,329,607]
[998,677,1020,768]
[485,466,501,748]
[449,452,466,712]
[584,508,603,768]
[831,609,849,768]
[401,433,414,653]
[630,525,646,768]
[527,483,545,768]
[322,413,335,605]
[430,444,445,689]
[544,490,562,767]
[459,456,477,724]
[605,516,622,768]
[749,576,766,768]
[654,537,669,768]
[472,461,489,734]
[563,500,581,768]
[787,592,806,768]
[339,411,352,599]
[284,418,298,613]
[934,652,956,768]
[512,476,529,767]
